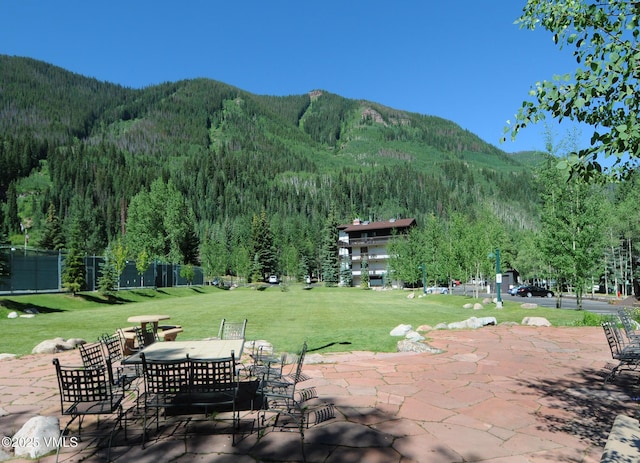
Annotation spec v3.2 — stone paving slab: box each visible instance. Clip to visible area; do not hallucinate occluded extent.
[0,325,638,462]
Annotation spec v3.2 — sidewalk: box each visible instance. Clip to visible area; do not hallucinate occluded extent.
[1,325,637,462]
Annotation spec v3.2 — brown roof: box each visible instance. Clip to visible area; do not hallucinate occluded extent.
[338,218,416,232]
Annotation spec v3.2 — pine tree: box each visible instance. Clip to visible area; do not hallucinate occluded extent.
[6,181,20,233]
[39,203,65,250]
[97,257,118,300]
[320,206,339,286]
[62,219,86,296]
[249,210,276,282]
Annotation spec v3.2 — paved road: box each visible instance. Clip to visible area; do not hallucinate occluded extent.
[501,292,618,314]
[451,285,623,315]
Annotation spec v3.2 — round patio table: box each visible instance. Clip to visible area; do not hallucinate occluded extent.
[127,314,171,333]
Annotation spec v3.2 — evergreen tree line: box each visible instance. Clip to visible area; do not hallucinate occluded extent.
[0,55,585,289]
[388,164,640,306]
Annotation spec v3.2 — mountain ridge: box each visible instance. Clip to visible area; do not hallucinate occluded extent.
[0,54,547,256]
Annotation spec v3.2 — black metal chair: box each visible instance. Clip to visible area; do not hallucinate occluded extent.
[52,358,126,462]
[601,320,640,383]
[100,332,142,392]
[80,339,138,392]
[139,353,191,447]
[617,308,640,344]
[189,353,240,444]
[258,341,333,438]
[249,343,286,380]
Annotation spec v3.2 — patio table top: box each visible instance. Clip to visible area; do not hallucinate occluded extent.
[122,339,244,364]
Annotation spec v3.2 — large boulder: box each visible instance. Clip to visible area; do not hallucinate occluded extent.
[12,416,60,459]
[522,316,551,327]
[31,338,84,354]
[448,317,497,330]
[390,324,412,337]
[521,302,538,309]
[405,330,425,342]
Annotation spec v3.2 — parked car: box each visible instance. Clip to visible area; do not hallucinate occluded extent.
[516,285,554,298]
[267,275,279,284]
[508,285,525,296]
[426,286,449,294]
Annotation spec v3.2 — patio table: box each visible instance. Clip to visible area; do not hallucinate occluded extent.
[122,339,244,364]
[127,314,171,332]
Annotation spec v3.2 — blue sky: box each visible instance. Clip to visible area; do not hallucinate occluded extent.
[1,1,587,154]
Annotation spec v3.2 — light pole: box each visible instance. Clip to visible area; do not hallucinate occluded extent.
[418,263,426,295]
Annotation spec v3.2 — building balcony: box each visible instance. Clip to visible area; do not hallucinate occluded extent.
[338,234,398,248]
[351,253,390,262]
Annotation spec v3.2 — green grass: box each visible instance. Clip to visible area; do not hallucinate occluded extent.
[0,285,598,357]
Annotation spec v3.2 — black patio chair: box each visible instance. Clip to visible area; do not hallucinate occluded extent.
[616,308,640,344]
[52,358,127,462]
[100,332,142,391]
[258,341,334,438]
[601,320,640,383]
[189,353,240,444]
[139,353,190,447]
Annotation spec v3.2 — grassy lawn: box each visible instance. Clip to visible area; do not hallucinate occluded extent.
[0,285,599,357]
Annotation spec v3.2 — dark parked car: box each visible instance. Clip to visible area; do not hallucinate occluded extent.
[516,285,554,298]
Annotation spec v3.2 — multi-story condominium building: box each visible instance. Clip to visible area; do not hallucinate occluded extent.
[337,218,416,287]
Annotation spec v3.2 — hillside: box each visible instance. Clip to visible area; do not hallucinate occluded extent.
[0,55,545,257]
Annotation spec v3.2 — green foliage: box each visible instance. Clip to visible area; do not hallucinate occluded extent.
[537,158,608,308]
[135,249,151,287]
[125,179,199,264]
[97,257,118,297]
[2,54,635,294]
[572,310,606,327]
[507,0,640,180]
[0,55,548,263]
[360,260,370,289]
[249,210,276,282]
[180,264,195,284]
[320,205,340,286]
[38,203,65,250]
[61,219,86,295]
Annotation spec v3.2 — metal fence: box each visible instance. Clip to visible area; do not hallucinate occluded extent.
[0,248,204,294]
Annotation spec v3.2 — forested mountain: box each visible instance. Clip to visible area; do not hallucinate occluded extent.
[0,55,547,275]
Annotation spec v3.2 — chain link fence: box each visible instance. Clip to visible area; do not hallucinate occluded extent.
[0,247,204,294]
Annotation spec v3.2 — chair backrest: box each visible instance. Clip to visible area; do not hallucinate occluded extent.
[189,353,237,393]
[218,319,247,340]
[140,353,190,395]
[602,321,624,358]
[290,341,308,384]
[617,309,639,341]
[53,358,115,413]
[100,332,125,363]
[135,324,158,348]
[79,341,107,370]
